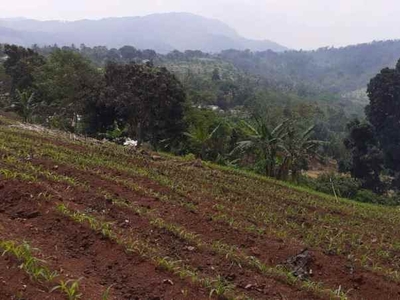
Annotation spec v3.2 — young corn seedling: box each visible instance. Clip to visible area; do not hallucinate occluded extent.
[0,240,59,283]
[51,278,83,300]
[101,284,114,300]
[57,204,115,239]
[208,275,235,299]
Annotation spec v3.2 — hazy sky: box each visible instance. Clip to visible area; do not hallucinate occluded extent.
[1,0,400,49]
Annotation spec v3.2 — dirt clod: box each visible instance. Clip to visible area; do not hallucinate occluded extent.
[285,249,314,280]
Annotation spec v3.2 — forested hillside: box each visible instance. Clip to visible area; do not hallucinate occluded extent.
[219,40,400,97]
[20,39,400,107]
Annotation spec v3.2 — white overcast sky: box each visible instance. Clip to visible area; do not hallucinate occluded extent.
[1,0,399,49]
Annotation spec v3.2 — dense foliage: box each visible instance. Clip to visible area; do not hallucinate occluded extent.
[101,62,186,148]
[341,57,400,200]
[367,63,400,187]
[219,40,400,96]
[1,45,187,149]
[3,41,400,205]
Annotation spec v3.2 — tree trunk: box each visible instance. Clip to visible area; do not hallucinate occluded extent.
[269,148,276,178]
[136,122,143,147]
[201,144,206,160]
[264,151,269,177]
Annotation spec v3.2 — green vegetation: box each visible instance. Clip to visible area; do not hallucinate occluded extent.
[0,239,91,299]
[51,279,83,300]
[2,41,400,203]
[0,240,58,282]
[1,118,400,298]
[55,204,249,299]
[2,26,400,299]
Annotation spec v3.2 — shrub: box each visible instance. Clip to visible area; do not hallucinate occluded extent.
[314,173,360,199]
[183,153,196,161]
[354,189,381,204]
[354,189,400,206]
[302,174,400,206]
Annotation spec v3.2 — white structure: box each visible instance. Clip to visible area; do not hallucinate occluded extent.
[124,138,138,147]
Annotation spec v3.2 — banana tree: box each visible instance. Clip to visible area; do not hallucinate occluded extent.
[236,116,289,177]
[278,124,324,181]
[11,90,35,123]
[184,124,221,159]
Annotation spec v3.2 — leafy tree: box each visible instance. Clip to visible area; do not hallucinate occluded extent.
[0,64,11,108]
[142,49,157,61]
[367,61,400,185]
[119,46,139,62]
[3,44,44,94]
[34,49,101,130]
[106,48,122,63]
[212,68,221,81]
[344,120,384,193]
[102,62,186,148]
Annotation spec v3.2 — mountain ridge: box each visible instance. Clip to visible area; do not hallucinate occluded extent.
[0,13,287,53]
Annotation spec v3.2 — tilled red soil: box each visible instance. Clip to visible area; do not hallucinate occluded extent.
[24,157,400,300]
[1,128,400,300]
[0,180,210,300]
[0,255,65,300]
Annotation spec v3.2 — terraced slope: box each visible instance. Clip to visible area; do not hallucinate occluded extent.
[0,115,400,300]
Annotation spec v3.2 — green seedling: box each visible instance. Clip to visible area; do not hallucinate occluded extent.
[208,275,235,298]
[101,284,114,300]
[51,278,83,300]
[0,240,58,283]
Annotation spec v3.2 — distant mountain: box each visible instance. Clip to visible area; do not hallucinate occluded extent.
[0,26,58,46]
[0,13,287,53]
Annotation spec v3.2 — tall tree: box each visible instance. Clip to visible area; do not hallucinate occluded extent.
[212,68,221,81]
[34,49,101,130]
[367,60,400,187]
[344,120,384,193]
[103,62,186,148]
[0,64,11,108]
[3,44,44,95]
[119,46,139,62]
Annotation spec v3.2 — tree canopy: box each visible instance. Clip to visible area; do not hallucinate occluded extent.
[367,62,400,182]
[102,62,186,148]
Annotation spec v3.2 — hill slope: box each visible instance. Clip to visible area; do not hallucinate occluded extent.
[217,40,400,103]
[0,114,399,299]
[0,13,287,53]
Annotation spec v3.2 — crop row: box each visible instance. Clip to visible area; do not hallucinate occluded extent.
[1,126,399,289]
[0,138,346,299]
[0,239,95,300]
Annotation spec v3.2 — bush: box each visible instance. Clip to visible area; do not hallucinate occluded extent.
[183,153,196,161]
[386,193,400,206]
[354,189,381,204]
[354,189,400,206]
[313,173,360,199]
[301,173,400,206]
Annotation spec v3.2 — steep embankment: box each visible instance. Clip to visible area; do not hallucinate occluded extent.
[0,114,399,300]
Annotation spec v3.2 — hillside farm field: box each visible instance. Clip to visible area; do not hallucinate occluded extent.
[1,116,400,300]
